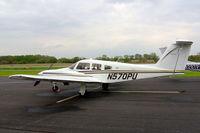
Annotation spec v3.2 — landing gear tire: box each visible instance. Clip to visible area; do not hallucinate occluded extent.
[51,85,60,93]
[102,83,109,90]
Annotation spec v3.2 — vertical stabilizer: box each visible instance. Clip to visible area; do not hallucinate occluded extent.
[156,40,193,71]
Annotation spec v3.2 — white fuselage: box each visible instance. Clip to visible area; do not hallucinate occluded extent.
[39,59,183,83]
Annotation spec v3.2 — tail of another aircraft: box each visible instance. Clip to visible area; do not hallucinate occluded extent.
[156,40,193,71]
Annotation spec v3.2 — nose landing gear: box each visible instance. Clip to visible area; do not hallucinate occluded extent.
[79,83,87,96]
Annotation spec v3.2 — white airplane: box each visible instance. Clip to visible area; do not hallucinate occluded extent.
[159,46,200,71]
[9,40,193,96]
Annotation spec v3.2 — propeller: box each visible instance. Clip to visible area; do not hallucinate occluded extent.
[34,80,40,86]
[33,63,54,86]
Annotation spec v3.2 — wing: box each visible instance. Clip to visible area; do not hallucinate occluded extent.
[9,74,101,83]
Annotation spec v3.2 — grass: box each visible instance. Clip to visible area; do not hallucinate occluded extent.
[0,71,40,76]
[0,63,72,67]
[0,64,67,76]
[172,71,200,77]
[0,63,72,71]
[0,66,65,70]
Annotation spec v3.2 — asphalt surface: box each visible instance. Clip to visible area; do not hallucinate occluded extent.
[0,77,200,133]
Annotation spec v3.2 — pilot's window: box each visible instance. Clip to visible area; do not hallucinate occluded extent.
[105,65,112,70]
[92,63,101,70]
[76,63,90,70]
[68,63,76,70]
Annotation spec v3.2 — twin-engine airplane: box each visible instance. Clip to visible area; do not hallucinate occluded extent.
[9,40,193,96]
[159,46,200,71]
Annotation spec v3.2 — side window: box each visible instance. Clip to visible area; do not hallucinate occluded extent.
[92,63,101,70]
[68,63,76,70]
[76,63,90,70]
[104,65,112,70]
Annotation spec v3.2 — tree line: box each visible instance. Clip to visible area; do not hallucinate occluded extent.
[0,55,85,64]
[188,54,200,62]
[96,53,159,63]
[0,53,200,64]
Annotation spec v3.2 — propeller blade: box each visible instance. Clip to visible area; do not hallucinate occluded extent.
[34,80,40,86]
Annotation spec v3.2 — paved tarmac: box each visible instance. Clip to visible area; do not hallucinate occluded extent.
[0,77,200,133]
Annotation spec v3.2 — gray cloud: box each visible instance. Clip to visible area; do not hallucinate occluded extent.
[0,0,200,58]
[107,0,136,3]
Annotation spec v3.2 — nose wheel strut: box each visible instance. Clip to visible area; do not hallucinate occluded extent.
[79,83,87,96]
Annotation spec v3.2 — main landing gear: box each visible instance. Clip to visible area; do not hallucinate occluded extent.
[50,82,87,95]
[50,83,109,95]
[51,82,61,93]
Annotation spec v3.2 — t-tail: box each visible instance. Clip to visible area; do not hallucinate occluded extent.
[156,40,193,72]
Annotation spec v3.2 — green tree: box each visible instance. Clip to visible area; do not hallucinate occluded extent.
[135,54,142,60]
[123,55,131,63]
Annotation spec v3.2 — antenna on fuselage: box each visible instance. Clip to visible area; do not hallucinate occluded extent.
[48,63,54,70]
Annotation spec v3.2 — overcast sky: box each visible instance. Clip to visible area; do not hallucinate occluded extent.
[0,0,200,58]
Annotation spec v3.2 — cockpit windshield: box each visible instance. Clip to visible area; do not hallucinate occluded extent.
[68,63,76,70]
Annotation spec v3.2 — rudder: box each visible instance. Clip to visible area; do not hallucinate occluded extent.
[156,40,193,71]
